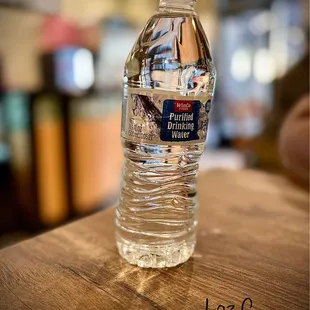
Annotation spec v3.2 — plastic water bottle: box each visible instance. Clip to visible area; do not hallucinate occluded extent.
[116,0,216,268]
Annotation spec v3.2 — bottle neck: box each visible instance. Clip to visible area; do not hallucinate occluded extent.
[158,0,197,11]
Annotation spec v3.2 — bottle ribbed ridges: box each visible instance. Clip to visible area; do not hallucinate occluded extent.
[116,142,202,268]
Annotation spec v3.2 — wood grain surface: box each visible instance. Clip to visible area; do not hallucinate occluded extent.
[0,170,308,310]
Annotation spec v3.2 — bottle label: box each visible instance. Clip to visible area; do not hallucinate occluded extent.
[122,89,212,144]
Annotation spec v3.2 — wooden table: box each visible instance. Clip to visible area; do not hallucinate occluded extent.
[0,170,308,310]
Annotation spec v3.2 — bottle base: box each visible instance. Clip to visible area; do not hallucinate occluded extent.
[116,236,195,268]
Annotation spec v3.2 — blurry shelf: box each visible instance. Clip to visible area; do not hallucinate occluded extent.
[199,149,246,172]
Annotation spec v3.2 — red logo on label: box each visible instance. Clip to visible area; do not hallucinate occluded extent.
[174,101,193,112]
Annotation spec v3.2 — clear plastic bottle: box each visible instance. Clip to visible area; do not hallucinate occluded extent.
[116,0,216,268]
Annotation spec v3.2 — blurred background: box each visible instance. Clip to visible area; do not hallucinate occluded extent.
[0,0,309,247]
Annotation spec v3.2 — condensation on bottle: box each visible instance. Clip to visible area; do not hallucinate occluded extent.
[116,0,216,268]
